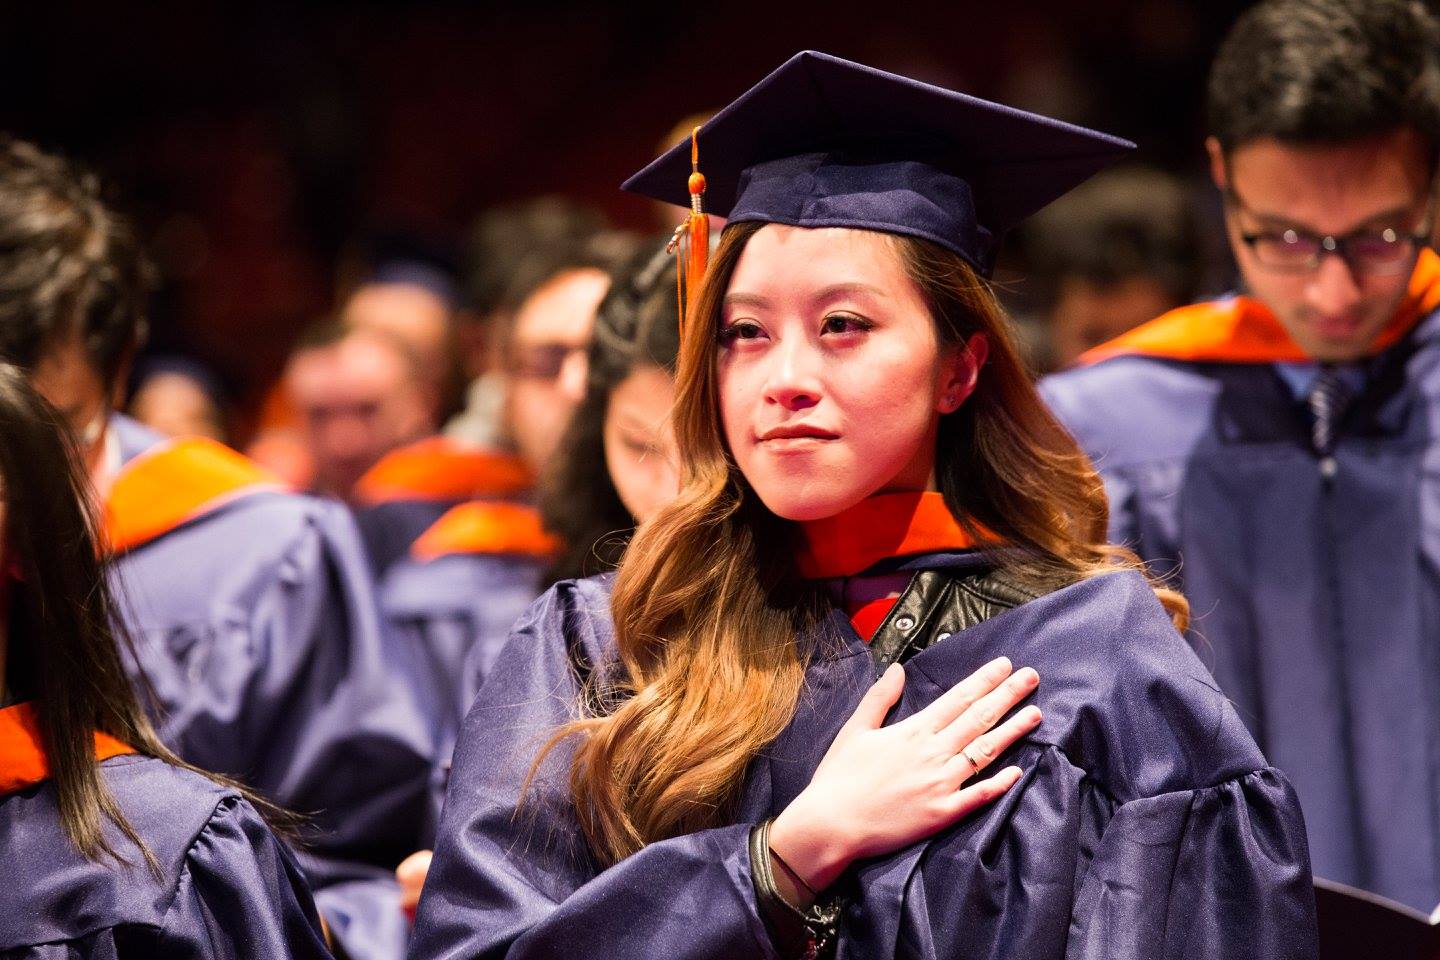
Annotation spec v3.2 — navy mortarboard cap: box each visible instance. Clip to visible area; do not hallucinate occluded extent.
[623,51,1134,277]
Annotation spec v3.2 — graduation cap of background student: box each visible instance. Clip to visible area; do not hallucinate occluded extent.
[623,50,1135,279]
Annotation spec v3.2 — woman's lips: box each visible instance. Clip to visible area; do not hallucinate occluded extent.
[756,424,840,446]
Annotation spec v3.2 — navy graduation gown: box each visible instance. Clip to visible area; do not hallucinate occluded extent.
[1041,281,1440,915]
[382,550,541,742]
[0,754,330,958]
[381,546,546,835]
[410,560,1315,959]
[351,438,534,576]
[356,499,454,578]
[106,415,433,960]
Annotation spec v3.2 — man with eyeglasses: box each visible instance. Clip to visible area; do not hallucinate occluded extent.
[1042,0,1440,924]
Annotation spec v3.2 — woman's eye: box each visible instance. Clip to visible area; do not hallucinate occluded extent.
[621,436,654,456]
[821,313,872,336]
[719,320,765,344]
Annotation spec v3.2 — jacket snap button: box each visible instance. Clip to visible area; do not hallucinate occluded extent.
[894,615,916,631]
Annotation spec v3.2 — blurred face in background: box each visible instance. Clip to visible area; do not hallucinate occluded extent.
[342,281,453,422]
[603,364,679,523]
[286,329,433,501]
[1049,276,1178,368]
[1210,128,1435,362]
[129,372,225,442]
[503,267,609,472]
[30,333,116,487]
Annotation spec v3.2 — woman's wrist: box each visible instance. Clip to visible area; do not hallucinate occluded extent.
[768,800,853,894]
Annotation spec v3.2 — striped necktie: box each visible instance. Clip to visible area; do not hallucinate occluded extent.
[1307,364,1354,457]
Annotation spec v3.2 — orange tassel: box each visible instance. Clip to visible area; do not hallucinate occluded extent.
[667,126,708,335]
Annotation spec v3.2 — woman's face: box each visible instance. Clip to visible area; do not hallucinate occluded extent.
[717,225,983,522]
[603,364,680,523]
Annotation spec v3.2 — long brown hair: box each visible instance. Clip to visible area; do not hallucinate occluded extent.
[0,365,290,875]
[544,220,1187,865]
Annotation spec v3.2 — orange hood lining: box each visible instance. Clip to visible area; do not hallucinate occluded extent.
[103,437,286,555]
[0,702,136,796]
[1078,248,1440,366]
[796,491,987,580]
[410,500,558,563]
[354,438,533,506]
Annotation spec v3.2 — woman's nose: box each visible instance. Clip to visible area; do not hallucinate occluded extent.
[763,337,823,410]
[556,349,589,404]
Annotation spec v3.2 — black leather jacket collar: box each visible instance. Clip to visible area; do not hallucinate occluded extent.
[866,565,1049,673]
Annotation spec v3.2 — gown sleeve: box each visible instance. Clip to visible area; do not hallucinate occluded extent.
[838,571,1317,960]
[134,498,434,960]
[839,751,1315,960]
[1065,768,1317,960]
[259,502,434,960]
[157,794,333,959]
[247,501,434,864]
[409,581,781,960]
[1098,468,1140,550]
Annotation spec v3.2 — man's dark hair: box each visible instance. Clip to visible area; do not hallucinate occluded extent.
[1024,166,1207,309]
[1208,0,1440,157]
[0,137,154,391]
[463,196,608,318]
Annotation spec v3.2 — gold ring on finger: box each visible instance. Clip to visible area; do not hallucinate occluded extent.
[960,746,982,778]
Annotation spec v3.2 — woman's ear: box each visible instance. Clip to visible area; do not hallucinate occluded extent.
[937,333,989,414]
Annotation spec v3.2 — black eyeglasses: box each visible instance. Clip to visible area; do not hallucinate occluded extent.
[1228,189,1433,276]
[511,342,587,380]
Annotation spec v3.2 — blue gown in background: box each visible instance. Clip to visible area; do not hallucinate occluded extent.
[380,499,552,836]
[1041,251,1440,915]
[0,752,330,958]
[410,554,1316,960]
[105,415,434,960]
[351,436,534,577]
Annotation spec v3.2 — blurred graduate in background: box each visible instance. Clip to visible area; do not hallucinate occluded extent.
[0,136,432,960]
[391,240,683,913]
[1043,0,1440,932]
[344,226,635,577]
[0,362,333,959]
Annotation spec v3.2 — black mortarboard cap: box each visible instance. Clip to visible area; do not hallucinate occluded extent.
[623,51,1134,276]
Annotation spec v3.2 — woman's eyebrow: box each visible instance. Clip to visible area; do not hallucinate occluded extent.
[616,409,660,431]
[722,291,770,310]
[723,282,887,311]
[812,281,887,304]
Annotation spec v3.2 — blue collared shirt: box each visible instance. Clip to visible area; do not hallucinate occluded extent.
[1272,361,1367,403]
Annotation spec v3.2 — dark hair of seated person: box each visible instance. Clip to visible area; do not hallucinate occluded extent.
[0,363,292,875]
[539,241,678,585]
[0,137,155,394]
[1208,0,1440,161]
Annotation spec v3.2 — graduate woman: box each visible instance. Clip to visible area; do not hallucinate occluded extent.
[385,240,683,751]
[539,240,681,585]
[0,364,331,958]
[393,242,683,913]
[411,53,1317,959]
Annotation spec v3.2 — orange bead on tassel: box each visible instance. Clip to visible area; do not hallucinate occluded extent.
[667,126,709,335]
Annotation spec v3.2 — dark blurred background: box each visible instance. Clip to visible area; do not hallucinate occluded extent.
[0,0,1253,431]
